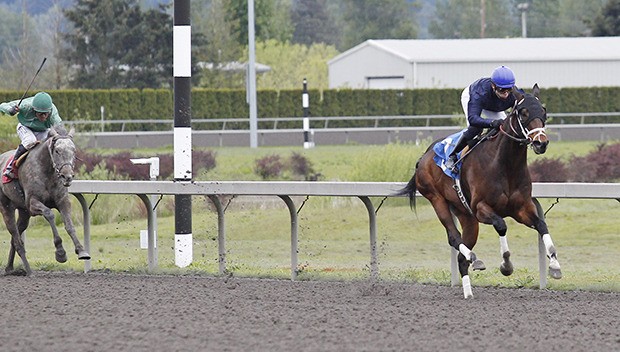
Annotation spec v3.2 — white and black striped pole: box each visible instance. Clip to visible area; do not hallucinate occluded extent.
[302,78,314,148]
[173,0,192,268]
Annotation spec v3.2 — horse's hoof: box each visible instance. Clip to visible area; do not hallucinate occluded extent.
[500,262,514,276]
[5,268,29,276]
[472,259,486,271]
[549,267,562,279]
[56,251,68,263]
[78,252,91,260]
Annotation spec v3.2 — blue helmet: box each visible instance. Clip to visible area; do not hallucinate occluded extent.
[491,66,515,89]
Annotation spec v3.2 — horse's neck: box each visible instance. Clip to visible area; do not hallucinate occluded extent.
[24,140,52,171]
[482,133,528,170]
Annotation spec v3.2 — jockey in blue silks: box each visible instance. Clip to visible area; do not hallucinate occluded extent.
[444,66,518,171]
[0,92,63,179]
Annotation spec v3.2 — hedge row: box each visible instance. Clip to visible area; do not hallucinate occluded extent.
[1,87,619,130]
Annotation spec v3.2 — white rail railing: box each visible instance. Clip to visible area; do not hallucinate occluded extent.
[64,112,620,132]
[69,181,620,288]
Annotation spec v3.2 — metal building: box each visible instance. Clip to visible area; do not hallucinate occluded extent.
[328,37,620,89]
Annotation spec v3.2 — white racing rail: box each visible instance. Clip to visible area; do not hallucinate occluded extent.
[69,181,620,288]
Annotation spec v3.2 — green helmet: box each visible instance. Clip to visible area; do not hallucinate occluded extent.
[32,92,53,113]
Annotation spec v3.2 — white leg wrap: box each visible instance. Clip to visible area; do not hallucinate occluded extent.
[499,236,509,255]
[462,275,473,299]
[542,233,554,256]
[458,244,472,261]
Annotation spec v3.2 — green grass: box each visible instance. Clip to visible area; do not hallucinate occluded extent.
[2,140,619,292]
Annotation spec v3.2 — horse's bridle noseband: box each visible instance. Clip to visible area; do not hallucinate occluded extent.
[500,96,547,145]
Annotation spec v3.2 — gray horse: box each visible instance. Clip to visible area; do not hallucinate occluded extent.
[0,126,90,275]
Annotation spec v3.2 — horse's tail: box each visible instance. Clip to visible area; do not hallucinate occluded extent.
[393,159,420,211]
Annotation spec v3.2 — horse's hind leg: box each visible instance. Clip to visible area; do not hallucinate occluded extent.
[0,205,31,275]
[456,214,485,299]
[7,210,32,272]
[430,199,482,298]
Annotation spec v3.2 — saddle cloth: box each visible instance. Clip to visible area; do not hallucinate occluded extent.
[432,129,467,180]
[2,155,17,184]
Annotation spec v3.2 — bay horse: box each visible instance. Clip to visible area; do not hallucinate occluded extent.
[397,84,561,298]
[0,126,90,275]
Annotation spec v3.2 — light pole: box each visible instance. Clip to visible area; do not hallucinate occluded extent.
[517,3,529,38]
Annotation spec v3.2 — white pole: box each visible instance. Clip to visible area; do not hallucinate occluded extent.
[248,0,258,148]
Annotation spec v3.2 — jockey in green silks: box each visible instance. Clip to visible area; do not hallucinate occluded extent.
[0,92,63,179]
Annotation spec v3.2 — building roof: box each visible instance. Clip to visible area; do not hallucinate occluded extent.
[329,37,620,64]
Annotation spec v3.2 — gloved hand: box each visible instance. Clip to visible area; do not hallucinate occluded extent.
[489,119,502,129]
[8,105,19,115]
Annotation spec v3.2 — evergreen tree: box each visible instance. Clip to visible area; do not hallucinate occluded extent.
[340,0,418,49]
[590,0,620,36]
[291,0,338,46]
[62,0,173,89]
[430,0,515,39]
[225,0,292,46]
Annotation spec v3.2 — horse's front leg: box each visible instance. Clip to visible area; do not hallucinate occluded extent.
[29,198,67,263]
[478,206,513,276]
[56,198,90,260]
[515,203,562,280]
[532,216,562,279]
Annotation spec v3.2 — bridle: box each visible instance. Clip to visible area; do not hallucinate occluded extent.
[47,134,75,177]
[499,95,547,146]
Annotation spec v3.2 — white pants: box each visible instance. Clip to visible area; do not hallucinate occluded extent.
[460,87,507,126]
[17,123,49,149]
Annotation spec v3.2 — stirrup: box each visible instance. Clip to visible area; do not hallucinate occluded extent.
[445,156,457,171]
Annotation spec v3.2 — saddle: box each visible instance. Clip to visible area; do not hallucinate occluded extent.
[433,128,499,215]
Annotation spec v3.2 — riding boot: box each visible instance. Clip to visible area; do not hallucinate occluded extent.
[4,144,28,179]
[445,135,469,170]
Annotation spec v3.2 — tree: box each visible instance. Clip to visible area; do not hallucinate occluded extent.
[556,0,606,36]
[119,4,173,88]
[339,0,418,50]
[430,0,515,39]
[590,0,620,36]
[225,0,293,46]
[195,0,245,89]
[62,0,173,89]
[249,39,339,89]
[291,0,339,46]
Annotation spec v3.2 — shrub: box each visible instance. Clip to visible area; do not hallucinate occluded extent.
[193,150,217,174]
[531,142,620,182]
[289,152,320,181]
[528,158,568,182]
[76,150,217,180]
[254,154,284,180]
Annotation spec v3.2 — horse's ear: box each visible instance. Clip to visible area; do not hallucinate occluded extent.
[532,83,540,98]
[49,128,58,137]
[512,87,523,101]
[68,127,75,137]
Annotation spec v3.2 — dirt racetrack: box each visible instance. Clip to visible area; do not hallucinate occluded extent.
[1,271,618,352]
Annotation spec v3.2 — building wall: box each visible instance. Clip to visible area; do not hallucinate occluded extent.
[328,45,412,89]
[329,39,620,90]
